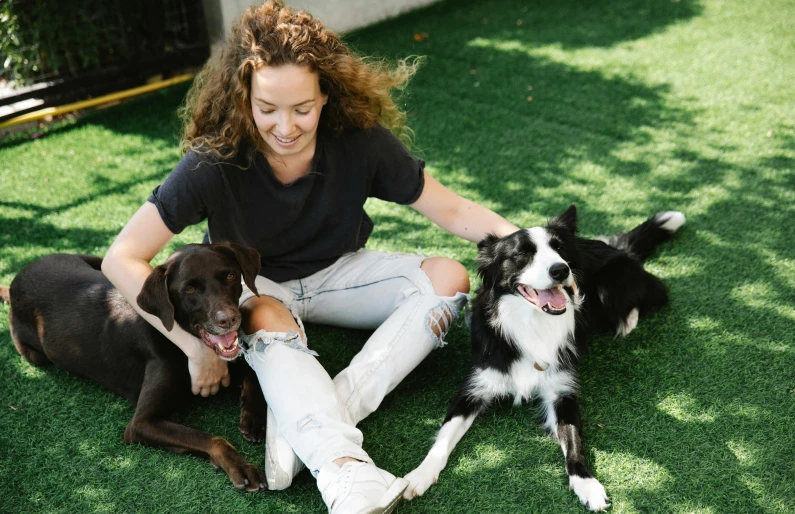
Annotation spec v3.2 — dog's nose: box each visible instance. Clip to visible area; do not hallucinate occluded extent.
[549,263,570,282]
[214,309,240,330]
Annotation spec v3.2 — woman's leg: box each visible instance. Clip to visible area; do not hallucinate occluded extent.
[240,282,408,511]
[240,295,371,474]
[298,250,471,425]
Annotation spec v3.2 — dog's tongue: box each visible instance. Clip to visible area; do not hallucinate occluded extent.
[537,288,567,309]
[207,330,238,349]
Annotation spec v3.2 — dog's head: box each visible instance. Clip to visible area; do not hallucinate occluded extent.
[137,243,261,360]
[477,204,581,315]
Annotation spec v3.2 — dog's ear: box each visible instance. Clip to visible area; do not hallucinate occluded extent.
[549,204,578,234]
[219,242,261,296]
[137,264,175,331]
[475,233,503,282]
[477,233,500,253]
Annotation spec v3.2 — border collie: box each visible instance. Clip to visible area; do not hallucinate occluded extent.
[403,204,685,511]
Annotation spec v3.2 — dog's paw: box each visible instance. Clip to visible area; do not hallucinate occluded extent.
[228,461,268,492]
[402,465,439,500]
[239,408,267,443]
[570,476,610,511]
[616,308,639,337]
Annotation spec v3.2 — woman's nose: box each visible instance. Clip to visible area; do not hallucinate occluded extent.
[276,112,293,134]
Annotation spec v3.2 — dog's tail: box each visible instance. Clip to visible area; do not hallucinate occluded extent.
[0,286,9,303]
[602,211,686,262]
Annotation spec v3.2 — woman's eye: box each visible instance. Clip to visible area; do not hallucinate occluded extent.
[296,110,309,115]
[260,109,274,115]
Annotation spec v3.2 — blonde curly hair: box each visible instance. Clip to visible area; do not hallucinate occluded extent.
[180,0,422,159]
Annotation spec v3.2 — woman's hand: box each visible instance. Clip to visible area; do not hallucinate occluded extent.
[188,342,232,396]
[104,202,233,397]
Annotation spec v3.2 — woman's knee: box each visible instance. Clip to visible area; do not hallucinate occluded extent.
[420,257,470,297]
[240,296,301,335]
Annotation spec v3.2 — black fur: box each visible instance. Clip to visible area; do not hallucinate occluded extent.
[405,205,684,511]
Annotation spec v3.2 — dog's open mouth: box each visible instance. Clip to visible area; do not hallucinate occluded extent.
[517,284,567,315]
[198,328,239,360]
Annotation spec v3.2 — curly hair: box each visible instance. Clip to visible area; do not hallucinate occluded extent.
[180,0,422,159]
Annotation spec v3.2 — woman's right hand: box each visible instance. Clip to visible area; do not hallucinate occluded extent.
[188,342,232,396]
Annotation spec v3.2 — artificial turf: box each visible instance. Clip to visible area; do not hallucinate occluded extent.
[1,0,793,512]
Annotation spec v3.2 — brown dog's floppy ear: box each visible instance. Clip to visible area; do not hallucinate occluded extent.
[137,264,175,331]
[220,242,261,297]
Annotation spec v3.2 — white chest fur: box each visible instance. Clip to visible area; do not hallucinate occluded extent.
[468,295,578,405]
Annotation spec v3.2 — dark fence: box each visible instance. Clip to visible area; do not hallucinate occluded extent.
[0,0,210,123]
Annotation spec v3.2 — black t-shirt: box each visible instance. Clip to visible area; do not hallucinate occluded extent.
[148,125,425,282]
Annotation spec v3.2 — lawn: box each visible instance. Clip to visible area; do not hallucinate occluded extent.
[1,0,793,512]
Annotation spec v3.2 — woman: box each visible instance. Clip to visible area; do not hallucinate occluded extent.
[102,2,518,513]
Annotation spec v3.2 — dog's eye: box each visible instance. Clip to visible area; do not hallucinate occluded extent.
[226,272,236,282]
[550,239,562,251]
[185,286,197,294]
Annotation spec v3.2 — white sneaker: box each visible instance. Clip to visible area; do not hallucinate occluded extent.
[265,407,304,490]
[317,461,408,514]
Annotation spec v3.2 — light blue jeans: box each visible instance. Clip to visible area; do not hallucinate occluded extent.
[239,249,469,476]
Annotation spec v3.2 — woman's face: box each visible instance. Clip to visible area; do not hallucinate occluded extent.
[250,64,328,160]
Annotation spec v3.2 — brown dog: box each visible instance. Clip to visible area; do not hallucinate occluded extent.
[2,243,268,491]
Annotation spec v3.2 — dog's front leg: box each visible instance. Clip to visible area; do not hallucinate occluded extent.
[404,379,487,500]
[548,394,609,511]
[125,362,267,491]
[403,413,478,499]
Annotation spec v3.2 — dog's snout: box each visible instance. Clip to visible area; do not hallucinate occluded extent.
[214,309,240,330]
[549,263,570,282]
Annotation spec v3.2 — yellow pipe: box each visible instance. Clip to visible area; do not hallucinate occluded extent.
[0,73,195,129]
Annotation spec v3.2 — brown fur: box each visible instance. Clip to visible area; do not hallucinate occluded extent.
[6,244,269,491]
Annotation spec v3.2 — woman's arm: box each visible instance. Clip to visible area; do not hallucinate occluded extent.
[102,202,231,397]
[410,171,519,243]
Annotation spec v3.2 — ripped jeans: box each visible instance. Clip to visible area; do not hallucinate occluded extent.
[239,249,469,476]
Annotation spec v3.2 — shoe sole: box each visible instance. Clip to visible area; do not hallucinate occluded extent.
[358,477,409,514]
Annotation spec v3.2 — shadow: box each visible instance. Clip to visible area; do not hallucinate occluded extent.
[350,0,702,51]
[0,167,176,276]
[2,0,794,512]
[344,0,703,247]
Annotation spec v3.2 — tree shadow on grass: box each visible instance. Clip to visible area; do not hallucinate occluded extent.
[0,167,176,277]
[345,1,793,512]
[347,0,702,242]
[4,0,794,512]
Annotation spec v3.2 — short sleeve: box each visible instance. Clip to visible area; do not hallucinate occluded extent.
[367,126,425,205]
[147,150,220,234]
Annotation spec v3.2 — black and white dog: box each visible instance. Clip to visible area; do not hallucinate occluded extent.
[403,205,685,511]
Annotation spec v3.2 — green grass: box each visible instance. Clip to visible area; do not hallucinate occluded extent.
[1,0,793,512]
